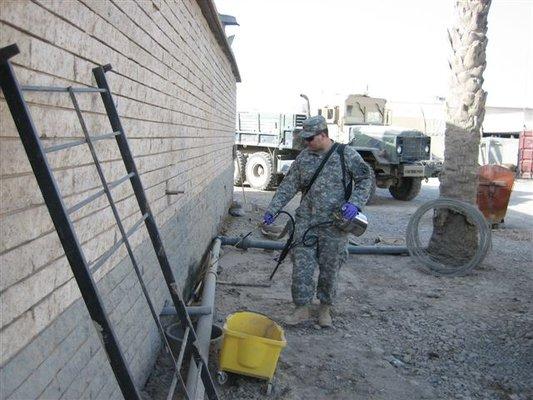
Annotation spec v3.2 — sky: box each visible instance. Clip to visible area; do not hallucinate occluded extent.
[214,0,533,113]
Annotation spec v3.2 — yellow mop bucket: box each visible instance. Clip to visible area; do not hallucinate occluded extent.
[218,311,286,381]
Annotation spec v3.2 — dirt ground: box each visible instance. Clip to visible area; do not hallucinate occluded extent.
[145,178,532,400]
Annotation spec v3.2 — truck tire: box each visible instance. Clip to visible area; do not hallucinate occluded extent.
[245,152,276,190]
[389,177,422,201]
[233,151,246,186]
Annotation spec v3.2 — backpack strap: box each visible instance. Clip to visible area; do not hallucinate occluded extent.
[337,144,353,201]
[302,142,339,197]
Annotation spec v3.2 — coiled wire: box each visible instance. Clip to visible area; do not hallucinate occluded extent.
[406,198,492,277]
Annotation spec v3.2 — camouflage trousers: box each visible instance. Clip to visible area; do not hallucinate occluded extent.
[290,221,348,306]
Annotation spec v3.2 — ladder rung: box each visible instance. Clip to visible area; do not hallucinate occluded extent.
[67,172,135,215]
[167,326,191,400]
[175,326,190,371]
[89,131,121,142]
[44,138,86,153]
[44,131,120,153]
[194,363,203,396]
[89,213,148,273]
[166,375,178,400]
[167,369,191,400]
[21,85,107,93]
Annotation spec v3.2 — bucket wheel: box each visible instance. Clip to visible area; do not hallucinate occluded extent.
[265,382,273,396]
[216,371,228,385]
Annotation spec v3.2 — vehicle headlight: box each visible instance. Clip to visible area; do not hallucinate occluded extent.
[425,145,430,153]
[396,145,402,154]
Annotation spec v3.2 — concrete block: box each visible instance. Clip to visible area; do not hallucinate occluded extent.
[104,271,135,318]
[56,337,103,399]
[0,297,87,397]
[30,279,81,340]
[94,377,120,400]
[0,23,32,65]
[7,317,91,400]
[104,387,122,400]
[78,355,111,400]
[0,309,38,366]
[0,338,43,398]
[0,257,71,327]
[36,376,62,400]
[110,0,229,112]
[57,346,92,399]
[0,246,37,294]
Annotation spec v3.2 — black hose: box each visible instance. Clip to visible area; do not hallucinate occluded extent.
[269,211,295,280]
[300,220,334,247]
[269,211,335,280]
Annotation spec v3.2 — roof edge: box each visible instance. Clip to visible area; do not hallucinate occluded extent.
[195,0,241,82]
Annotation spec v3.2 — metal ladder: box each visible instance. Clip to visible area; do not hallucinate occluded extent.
[0,43,218,400]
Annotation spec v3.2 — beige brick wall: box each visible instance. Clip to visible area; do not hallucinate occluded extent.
[0,0,237,397]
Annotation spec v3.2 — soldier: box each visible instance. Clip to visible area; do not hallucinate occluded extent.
[263,115,372,327]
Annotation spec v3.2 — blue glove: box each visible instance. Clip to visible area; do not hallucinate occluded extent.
[341,203,359,221]
[262,212,275,225]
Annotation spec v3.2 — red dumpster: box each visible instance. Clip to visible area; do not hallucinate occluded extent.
[476,165,515,225]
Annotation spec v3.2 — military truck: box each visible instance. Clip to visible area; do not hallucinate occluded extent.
[234,112,307,190]
[318,94,441,201]
[234,95,441,201]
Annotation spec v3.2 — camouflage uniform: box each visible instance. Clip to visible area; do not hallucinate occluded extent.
[266,119,372,306]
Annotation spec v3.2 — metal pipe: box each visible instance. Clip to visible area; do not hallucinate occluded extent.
[186,238,222,399]
[219,236,409,255]
[160,305,212,316]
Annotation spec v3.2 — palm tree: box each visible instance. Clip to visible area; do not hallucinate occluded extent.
[429,0,492,260]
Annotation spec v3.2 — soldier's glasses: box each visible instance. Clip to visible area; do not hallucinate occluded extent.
[304,134,318,142]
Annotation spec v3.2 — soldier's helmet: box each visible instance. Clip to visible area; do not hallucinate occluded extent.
[300,115,327,138]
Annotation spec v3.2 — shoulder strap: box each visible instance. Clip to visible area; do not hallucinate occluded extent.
[337,144,353,201]
[302,142,339,197]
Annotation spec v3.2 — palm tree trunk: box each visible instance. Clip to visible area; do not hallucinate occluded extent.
[429,0,492,260]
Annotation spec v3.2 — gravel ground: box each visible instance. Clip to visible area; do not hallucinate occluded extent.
[144,178,532,400]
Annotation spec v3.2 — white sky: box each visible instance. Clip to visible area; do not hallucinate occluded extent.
[215,0,533,112]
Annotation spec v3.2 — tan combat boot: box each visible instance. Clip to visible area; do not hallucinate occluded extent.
[318,305,333,327]
[284,305,310,325]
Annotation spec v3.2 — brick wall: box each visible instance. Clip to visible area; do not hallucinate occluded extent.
[0,0,237,398]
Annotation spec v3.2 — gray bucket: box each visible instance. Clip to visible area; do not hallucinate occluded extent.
[165,323,223,357]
